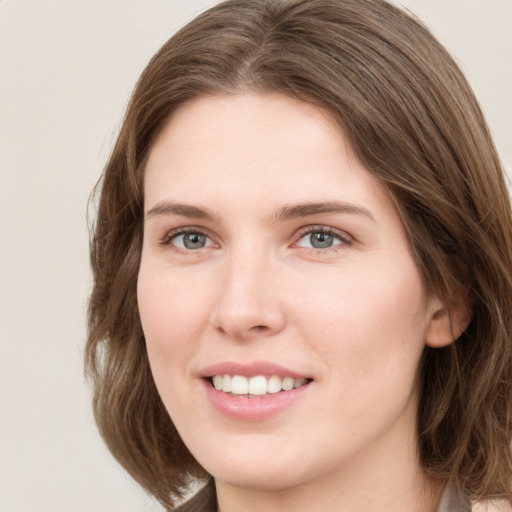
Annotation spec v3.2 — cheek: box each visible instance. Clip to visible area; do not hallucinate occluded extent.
[137,267,211,379]
[136,267,217,433]
[293,260,428,383]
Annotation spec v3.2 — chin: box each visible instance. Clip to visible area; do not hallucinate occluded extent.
[212,465,303,493]
[191,442,306,492]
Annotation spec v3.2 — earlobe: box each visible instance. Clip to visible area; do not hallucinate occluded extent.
[425,296,472,348]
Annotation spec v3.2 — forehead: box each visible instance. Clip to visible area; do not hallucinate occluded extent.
[143,93,395,224]
[147,93,344,174]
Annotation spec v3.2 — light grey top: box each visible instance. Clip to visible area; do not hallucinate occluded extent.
[179,481,512,512]
[437,485,471,512]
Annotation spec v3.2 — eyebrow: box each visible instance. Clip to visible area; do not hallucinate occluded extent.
[144,200,375,223]
[145,201,217,221]
[275,201,375,222]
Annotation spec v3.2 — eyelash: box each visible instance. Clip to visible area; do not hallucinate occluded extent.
[158,225,352,255]
[160,226,214,251]
[293,225,352,254]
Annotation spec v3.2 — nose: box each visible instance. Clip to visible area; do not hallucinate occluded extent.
[210,251,286,341]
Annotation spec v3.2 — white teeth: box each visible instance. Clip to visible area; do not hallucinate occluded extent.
[211,374,309,395]
[248,375,267,395]
[231,375,248,395]
[294,378,306,389]
[212,375,223,390]
[222,374,232,392]
[281,377,294,391]
[267,375,282,394]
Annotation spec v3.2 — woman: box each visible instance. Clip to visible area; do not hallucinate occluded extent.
[86,0,512,511]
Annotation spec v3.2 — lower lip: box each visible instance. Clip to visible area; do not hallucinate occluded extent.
[203,380,312,421]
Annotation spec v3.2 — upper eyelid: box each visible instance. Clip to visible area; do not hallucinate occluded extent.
[163,225,212,238]
[294,225,352,242]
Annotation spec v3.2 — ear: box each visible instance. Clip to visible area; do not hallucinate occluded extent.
[425,294,472,348]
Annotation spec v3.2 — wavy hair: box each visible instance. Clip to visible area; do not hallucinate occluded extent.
[86,0,512,509]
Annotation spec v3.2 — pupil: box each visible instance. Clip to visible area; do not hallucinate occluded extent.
[184,233,206,249]
[311,232,333,249]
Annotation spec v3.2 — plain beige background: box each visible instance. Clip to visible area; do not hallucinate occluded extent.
[0,1,510,511]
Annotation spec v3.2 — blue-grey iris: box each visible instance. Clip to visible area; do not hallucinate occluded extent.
[183,233,207,249]
[310,232,334,249]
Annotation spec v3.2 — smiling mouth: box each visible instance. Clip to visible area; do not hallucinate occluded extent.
[209,374,312,397]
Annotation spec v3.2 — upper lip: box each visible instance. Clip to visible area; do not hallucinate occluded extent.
[200,361,311,380]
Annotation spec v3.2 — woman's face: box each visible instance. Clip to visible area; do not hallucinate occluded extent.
[138,93,442,494]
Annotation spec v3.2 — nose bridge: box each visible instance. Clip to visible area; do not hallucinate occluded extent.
[211,242,284,339]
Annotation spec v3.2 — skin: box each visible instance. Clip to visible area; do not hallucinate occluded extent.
[138,93,454,512]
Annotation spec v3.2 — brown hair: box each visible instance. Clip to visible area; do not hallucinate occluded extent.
[86,0,512,509]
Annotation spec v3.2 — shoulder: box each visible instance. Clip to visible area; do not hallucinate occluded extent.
[472,502,512,512]
[174,482,217,512]
[438,484,512,512]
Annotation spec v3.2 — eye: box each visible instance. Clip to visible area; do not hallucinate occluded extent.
[295,227,350,250]
[169,231,214,250]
